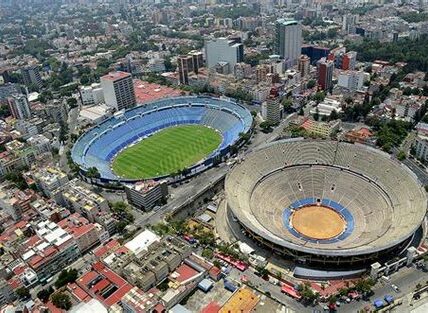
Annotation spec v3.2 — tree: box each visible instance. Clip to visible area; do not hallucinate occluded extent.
[307,80,316,89]
[86,167,101,179]
[16,287,30,299]
[259,121,273,133]
[397,150,406,161]
[37,287,54,303]
[67,97,78,108]
[282,98,293,112]
[313,91,325,103]
[298,107,304,116]
[51,292,72,310]
[55,268,78,288]
[313,108,320,121]
[329,109,339,121]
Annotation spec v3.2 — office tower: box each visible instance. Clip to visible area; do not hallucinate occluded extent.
[177,55,193,85]
[205,38,244,74]
[21,65,43,89]
[317,58,334,91]
[342,51,357,70]
[189,51,204,74]
[7,94,31,119]
[298,55,311,77]
[275,19,302,66]
[101,71,136,111]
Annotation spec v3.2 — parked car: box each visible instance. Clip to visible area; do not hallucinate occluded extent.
[391,284,400,293]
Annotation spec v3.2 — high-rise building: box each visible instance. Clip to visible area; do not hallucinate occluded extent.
[317,58,334,91]
[101,71,136,111]
[7,94,31,119]
[189,51,204,74]
[298,55,311,77]
[301,45,330,65]
[21,65,43,89]
[205,38,244,74]
[342,51,357,70]
[275,19,302,66]
[177,55,193,85]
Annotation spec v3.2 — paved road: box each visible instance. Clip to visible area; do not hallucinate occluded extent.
[59,106,79,171]
[320,266,428,312]
[403,158,428,185]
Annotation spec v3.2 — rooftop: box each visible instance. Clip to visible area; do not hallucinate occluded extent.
[133,79,181,104]
[101,71,131,82]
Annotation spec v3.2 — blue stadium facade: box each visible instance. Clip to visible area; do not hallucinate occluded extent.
[72,96,253,183]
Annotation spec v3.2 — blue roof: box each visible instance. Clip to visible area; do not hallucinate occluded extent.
[384,294,394,303]
[374,299,384,308]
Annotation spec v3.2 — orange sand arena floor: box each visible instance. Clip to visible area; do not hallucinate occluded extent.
[291,205,346,240]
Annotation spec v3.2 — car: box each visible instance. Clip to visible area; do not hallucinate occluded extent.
[391,284,400,292]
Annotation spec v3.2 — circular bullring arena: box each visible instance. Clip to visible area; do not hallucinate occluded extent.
[72,96,252,182]
[225,139,427,266]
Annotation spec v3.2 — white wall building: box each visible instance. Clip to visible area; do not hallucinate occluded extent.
[337,70,366,91]
[205,38,244,74]
[310,97,342,116]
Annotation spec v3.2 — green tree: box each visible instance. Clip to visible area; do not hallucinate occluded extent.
[307,80,316,89]
[259,121,273,133]
[282,98,293,111]
[37,287,54,303]
[86,167,101,179]
[313,108,320,121]
[313,91,325,103]
[16,287,30,299]
[51,292,72,310]
[397,150,406,161]
[55,269,78,288]
[67,97,78,108]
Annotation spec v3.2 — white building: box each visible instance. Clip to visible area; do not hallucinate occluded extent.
[100,71,136,111]
[414,134,428,162]
[79,83,104,106]
[310,97,342,116]
[337,70,366,91]
[27,134,52,154]
[205,38,244,74]
[275,19,302,66]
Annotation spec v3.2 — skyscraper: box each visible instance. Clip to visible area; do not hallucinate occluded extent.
[189,51,204,74]
[298,55,311,78]
[205,38,244,74]
[21,65,43,89]
[317,58,334,91]
[275,19,302,66]
[7,94,31,119]
[177,55,193,85]
[101,71,136,111]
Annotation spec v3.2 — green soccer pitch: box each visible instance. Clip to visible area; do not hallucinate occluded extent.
[111,125,222,179]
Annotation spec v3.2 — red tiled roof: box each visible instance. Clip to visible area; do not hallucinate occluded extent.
[93,240,120,258]
[93,278,110,293]
[201,302,221,313]
[133,79,181,104]
[173,264,199,283]
[103,284,133,307]
[67,283,91,302]
[78,270,100,286]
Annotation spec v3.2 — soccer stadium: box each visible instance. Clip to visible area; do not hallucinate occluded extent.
[225,139,427,269]
[72,96,252,182]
